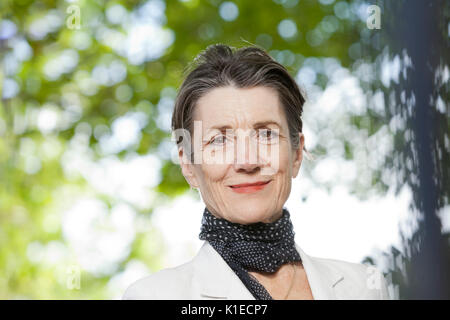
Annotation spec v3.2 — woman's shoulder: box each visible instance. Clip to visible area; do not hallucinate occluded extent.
[122,261,195,300]
[312,255,374,277]
[307,254,390,299]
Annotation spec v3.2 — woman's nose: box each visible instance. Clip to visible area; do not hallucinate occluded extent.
[232,134,261,171]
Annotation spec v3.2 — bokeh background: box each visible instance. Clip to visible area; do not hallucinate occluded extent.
[0,0,449,299]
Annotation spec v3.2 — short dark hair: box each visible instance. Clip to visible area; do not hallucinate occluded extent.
[171,43,307,161]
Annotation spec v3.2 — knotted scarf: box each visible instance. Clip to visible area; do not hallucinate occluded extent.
[198,206,302,300]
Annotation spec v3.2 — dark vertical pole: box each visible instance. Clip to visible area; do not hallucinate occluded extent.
[403,0,449,299]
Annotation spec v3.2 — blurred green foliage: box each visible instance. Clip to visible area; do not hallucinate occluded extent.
[0,0,363,299]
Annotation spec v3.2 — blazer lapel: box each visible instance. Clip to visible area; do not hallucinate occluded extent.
[295,243,344,300]
[192,241,255,299]
[192,241,344,300]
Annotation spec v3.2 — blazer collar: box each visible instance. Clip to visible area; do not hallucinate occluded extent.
[192,241,344,300]
[295,243,344,299]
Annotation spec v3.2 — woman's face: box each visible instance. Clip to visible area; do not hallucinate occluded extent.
[179,85,304,224]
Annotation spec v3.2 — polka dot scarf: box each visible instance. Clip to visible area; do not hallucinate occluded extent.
[198,206,302,300]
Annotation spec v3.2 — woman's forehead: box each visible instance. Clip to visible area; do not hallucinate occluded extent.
[197,86,279,109]
[197,108,286,132]
[194,86,287,129]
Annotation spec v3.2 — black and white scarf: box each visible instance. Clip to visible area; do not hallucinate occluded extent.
[198,206,302,300]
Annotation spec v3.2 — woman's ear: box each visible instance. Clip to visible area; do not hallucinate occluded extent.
[179,147,199,189]
[292,133,305,178]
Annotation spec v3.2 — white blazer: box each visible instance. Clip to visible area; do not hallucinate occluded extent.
[123,241,390,300]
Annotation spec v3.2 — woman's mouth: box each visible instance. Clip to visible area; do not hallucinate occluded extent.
[228,180,272,194]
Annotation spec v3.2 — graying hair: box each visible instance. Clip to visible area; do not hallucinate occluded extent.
[171,43,308,162]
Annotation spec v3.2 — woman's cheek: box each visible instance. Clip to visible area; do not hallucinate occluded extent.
[202,163,227,183]
[272,144,290,174]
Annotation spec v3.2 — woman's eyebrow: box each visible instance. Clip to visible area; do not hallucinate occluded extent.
[209,124,233,131]
[253,120,282,129]
[208,120,281,131]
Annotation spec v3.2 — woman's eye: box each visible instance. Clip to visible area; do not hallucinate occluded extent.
[211,135,226,145]
[259,129,278,140]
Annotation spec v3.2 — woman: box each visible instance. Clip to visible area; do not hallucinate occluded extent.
[123,44,390,300]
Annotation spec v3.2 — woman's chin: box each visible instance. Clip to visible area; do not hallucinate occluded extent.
[227,207,273,225]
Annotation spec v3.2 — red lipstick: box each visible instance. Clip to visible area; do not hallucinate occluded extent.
[229,180,271,194]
